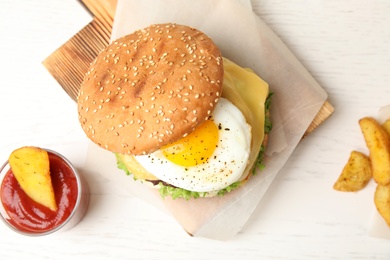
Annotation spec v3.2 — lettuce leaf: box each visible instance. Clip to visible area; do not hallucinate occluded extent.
[158,183,208,200]
[252,93,273,174]
[158,180,243,200]
[116,153,132,176]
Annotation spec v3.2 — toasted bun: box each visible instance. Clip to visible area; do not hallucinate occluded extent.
[78,23,224,155]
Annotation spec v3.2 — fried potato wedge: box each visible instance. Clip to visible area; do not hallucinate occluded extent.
[333,150,372,191]
[374,184,390,226]
[359,117,390,185]
[8,146,57,211]
[382,119,390,136]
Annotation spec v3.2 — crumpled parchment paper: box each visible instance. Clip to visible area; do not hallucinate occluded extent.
[85,0,328,240]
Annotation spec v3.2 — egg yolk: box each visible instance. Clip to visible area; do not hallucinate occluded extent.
[161,120,219,167]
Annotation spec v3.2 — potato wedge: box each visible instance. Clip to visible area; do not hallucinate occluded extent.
[382,119,390,136]
[359,117,390,185]
[333,150,372,192]
[8,147,57,211]
[374,184,390,226]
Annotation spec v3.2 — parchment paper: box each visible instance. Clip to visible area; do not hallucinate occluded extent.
[85,0,328,240]
[368,105,390,239]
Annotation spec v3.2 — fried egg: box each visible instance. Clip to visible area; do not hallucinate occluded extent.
[134,97,251,192]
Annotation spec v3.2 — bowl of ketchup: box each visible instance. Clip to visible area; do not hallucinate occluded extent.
[0,148,89,236]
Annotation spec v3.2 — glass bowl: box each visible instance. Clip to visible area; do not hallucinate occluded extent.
[0,148,89,236]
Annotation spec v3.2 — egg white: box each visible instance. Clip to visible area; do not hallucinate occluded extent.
[134,98,251,192]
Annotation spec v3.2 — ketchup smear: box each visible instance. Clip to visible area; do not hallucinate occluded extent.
[1,152,78,233]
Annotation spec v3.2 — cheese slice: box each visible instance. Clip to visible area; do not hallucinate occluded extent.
[221,58,269,179]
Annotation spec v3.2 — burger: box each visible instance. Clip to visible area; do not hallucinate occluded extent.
[77,23,272,199]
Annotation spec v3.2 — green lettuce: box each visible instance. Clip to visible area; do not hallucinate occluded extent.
[252,93,273,174]
[115,153,132,176]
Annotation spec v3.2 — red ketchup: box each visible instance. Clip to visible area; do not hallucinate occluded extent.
[1,152,78,233]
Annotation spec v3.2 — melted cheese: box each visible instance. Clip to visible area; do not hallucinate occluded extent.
[221,58,269,180]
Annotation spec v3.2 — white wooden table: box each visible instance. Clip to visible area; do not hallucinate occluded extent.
[0,0,389,259]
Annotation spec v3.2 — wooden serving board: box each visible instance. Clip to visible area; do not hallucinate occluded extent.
[42,0,334,137]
